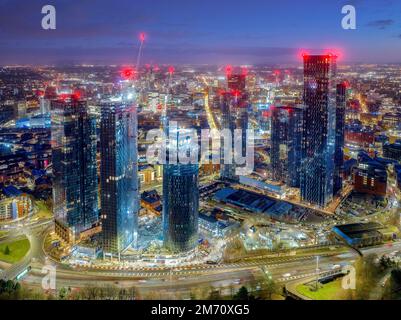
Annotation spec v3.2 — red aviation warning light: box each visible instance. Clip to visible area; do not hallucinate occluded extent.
[72,90,81,100]
[225,65,233,77]
[139,32,146,43]
[241,66,248,76]
[299,50,310,61]
[231,89,241,98]
[120,67,135,80]
[168,65,175,75]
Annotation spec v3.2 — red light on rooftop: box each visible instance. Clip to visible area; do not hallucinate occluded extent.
[231,89,241,98]
[241,67,248,76]
[139,32,146,42]
[262,111,270,118]
[342,80,350,88]
[168,65,175,75]
[121,67,135,80]
[58,94,69,101]
[225,65,233,77]
[299,50,311,61]
[217,89,226,96]
[72,90,81,100]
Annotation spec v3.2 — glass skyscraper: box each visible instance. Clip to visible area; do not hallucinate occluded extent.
[333,82,347,195]
[219,92,236,181]
[51,95,98,243]
[300,54,337,207]
[271,104,303,187]
[100,99,139,255]
[219,69,249,181]
[163,125,199,253]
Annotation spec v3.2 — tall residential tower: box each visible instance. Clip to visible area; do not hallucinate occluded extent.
[51,95,98,243]
[100,98,139,256]
[271,104,303,187]
[300,54,337,207]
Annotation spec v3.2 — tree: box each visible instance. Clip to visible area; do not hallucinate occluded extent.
[208,289,222,300]
[263,278,278,300]
[4,245,10,255]
[58,287,68,300]
[233,286,249,300]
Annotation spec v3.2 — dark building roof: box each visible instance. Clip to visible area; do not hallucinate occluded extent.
[333,222,382,240]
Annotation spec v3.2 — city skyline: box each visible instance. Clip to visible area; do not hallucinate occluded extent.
[1,0,401,306]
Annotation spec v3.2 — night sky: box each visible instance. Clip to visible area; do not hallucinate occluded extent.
[0,0,400,65]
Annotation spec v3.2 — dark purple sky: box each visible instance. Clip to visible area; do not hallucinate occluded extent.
[0,0,400,65]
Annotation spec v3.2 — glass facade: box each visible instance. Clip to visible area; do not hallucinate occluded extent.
[333,83,346,195]
[163,126,199,253]
[100,100,139,255]
[271,105,303,187]
[300,55,337,207]
[219,92,236,181]
[51,97,98,240]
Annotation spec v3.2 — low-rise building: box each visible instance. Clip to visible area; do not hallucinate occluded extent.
[0,186,33,221]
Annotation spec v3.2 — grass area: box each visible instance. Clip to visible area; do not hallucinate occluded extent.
[0,231,9,238]
[296,279,345,300]
[35,200,52,219]
[0,238,30,264]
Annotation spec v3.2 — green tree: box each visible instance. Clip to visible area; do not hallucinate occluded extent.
[233,286,249,300]
[4,245,10,255]
[208,289,222,300]
[58,287,68,300]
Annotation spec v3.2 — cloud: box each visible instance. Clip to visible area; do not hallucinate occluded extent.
[366,19,394,29]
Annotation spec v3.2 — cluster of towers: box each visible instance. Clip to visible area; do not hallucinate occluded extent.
[50,53,347,260]
[270,54,347,207]
[51,92,139,257]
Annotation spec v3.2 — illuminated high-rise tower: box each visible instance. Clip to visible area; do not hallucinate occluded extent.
[219,92,236,181]
[51,94,98,243]
[100,97,139,256]
[163,124,199,253]
[219,66,250,181]
[271,104,303,187]
[333,82,347,195]
[300,54,337,207]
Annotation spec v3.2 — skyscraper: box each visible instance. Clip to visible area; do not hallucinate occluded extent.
[333,82,347,195]
[271,104,303,187]
[219,68,250,181]
[219,92,236,181]
[163,125,199,253]
[300,54,337,207]
[227,73,246,92]
[100,98,139,256]
[51,95,98,243]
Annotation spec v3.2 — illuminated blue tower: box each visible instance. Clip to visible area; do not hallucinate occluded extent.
[51,95,98,243]
[300,54,337,207]
[100,97,139,256]
[163,125,199,253]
